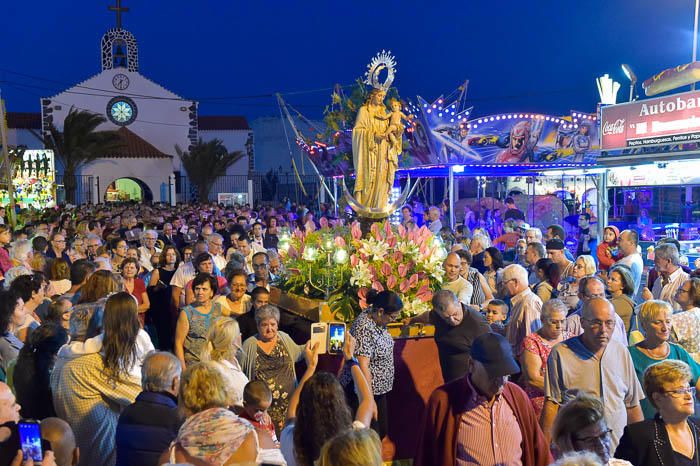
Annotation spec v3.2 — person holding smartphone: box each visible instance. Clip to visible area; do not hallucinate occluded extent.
[339,290,403,440]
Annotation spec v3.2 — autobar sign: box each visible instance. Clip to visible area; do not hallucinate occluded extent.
[600,89,700,150]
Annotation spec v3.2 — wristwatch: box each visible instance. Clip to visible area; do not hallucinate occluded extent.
[344,357,359,369]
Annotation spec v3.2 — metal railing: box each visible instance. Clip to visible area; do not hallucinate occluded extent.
[55,174,95,205]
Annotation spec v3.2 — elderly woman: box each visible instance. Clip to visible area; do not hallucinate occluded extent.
[673,277,700,362]
[241,304,306,433]
[616,360,700,466]
[10,239,34,270]
[552,391,632,465]
[628,299,700,419]
[339,290,403,440]
[607,264,636,334]
[200,317,249,407]
[174,273,222,370]
[159,362,261,465]
[455,249,492,306]
[215,270,251,317]
[559,255,596,310]
[520,299,570,416]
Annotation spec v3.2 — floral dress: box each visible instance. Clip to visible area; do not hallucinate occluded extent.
[255,340,296,434]
[521,331,571,416]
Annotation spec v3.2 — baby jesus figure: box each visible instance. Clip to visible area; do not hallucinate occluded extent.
[376,98,411,151]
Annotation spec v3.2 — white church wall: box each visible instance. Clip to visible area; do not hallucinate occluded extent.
[45,70,193,158]
[81,157,173,203]
[198,129,251,176]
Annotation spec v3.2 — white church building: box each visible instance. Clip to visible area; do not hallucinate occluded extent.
[7,4,252,204]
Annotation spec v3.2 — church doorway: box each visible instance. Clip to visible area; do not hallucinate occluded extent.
[105,177,153,203]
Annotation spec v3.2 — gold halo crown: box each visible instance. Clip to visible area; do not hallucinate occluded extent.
[364,50,397,92]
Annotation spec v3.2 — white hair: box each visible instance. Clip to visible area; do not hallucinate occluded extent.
[526,228,543,241]
[10,239,33,263]
[3,266,32,289]
[502,263,529,286]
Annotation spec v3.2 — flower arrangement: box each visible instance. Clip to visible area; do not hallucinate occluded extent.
[349,220,446,318]
[277,218,446,321]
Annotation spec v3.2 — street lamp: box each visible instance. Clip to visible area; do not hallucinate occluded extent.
[621,64,637,102]
[596,74,621,105]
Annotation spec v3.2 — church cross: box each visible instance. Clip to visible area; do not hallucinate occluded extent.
[108,0,129,29]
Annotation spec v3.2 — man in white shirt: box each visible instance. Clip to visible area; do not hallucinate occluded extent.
[643,243,689,310]
[441,253,473,305]
[207,233,227,271]
[428,206,442,234]
[502,264,542,356]
[138,230,161,272]
[616,229,644,295]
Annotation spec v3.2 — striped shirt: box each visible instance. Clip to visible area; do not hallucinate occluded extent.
[651,266,689,311]
[456,376,523,465]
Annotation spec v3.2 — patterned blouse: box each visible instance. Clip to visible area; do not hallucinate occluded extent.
[672,307,700,363]
[521,331,571,416]
[254,339,296,433]
[340,309,395,395]
[182,302,222,365]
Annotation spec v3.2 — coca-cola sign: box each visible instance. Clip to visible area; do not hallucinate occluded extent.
[600,89,700,150]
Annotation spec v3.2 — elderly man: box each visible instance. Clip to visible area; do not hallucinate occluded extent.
[525,242,546,286]
[503,264,543,357]
[616,229,644,295]
[415,332,551,466]
[642,243,689,310]
[411,290,490,382]
[541,298,644,451]
[428,206,443,234]
[469,234,488,273]
[207,232,227,271]
[565,276,627,344]
[116,352,183,466]
[85,234,102,262]
[525,227,543,244]
[138,230,161,272]
[442,253,473,305]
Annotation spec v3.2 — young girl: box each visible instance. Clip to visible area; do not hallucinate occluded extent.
[596,225,620,272]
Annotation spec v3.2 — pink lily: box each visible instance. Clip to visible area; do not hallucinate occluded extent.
[387,275,397,290]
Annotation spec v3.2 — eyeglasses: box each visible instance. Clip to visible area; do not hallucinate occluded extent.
[574,428,612,445]
[662,386,696,398]
[583,319,616,330]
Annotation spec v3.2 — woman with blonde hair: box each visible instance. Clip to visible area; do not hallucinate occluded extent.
[628,299,700,419]
[617,360,700,466]
[560,254,596,310]
[316,428,382,466]
[200,317,248,407]
[159,361,262,465]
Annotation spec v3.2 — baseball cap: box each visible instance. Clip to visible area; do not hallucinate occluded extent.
[546,238,565,251]
[470,333,520,377]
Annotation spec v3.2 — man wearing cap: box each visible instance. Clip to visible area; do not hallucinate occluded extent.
[545,224,575,262]
[541,298,643,451]
[415,332,551,466]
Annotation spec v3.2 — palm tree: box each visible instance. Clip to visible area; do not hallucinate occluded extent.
[43,108,122,203]
[176,139,244,202]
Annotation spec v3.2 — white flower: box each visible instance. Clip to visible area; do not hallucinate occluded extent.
[359,237,390,261]
[402,298,431,317]
[396,240,419,258]
[350,261,372,287]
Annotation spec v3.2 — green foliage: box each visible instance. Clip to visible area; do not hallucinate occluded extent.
[176,138,244,202]
[44,107,122,203]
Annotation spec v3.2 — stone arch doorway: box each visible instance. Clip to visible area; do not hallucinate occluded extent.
[105,177,153,203]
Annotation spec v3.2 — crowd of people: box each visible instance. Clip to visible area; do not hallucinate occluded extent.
[0,198,698,465]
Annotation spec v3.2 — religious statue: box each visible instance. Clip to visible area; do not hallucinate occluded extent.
[351,51,400,210]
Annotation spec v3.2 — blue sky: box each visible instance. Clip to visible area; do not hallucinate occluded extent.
[1,0,697,120]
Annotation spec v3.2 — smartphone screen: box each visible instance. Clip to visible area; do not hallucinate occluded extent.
[310,323,327,354]
[328,323,345,355]
[19,421,42,462]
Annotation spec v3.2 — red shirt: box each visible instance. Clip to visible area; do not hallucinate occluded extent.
[128,278,147,326]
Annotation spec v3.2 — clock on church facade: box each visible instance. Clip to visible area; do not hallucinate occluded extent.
[107,96,137,126]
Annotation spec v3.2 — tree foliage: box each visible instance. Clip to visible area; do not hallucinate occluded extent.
[176,138,244,202]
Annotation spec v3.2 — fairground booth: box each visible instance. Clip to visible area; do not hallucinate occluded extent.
[599,63,700,268]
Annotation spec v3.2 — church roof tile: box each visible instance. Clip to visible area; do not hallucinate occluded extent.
[110,127,172,158]
[198,115,250,130]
